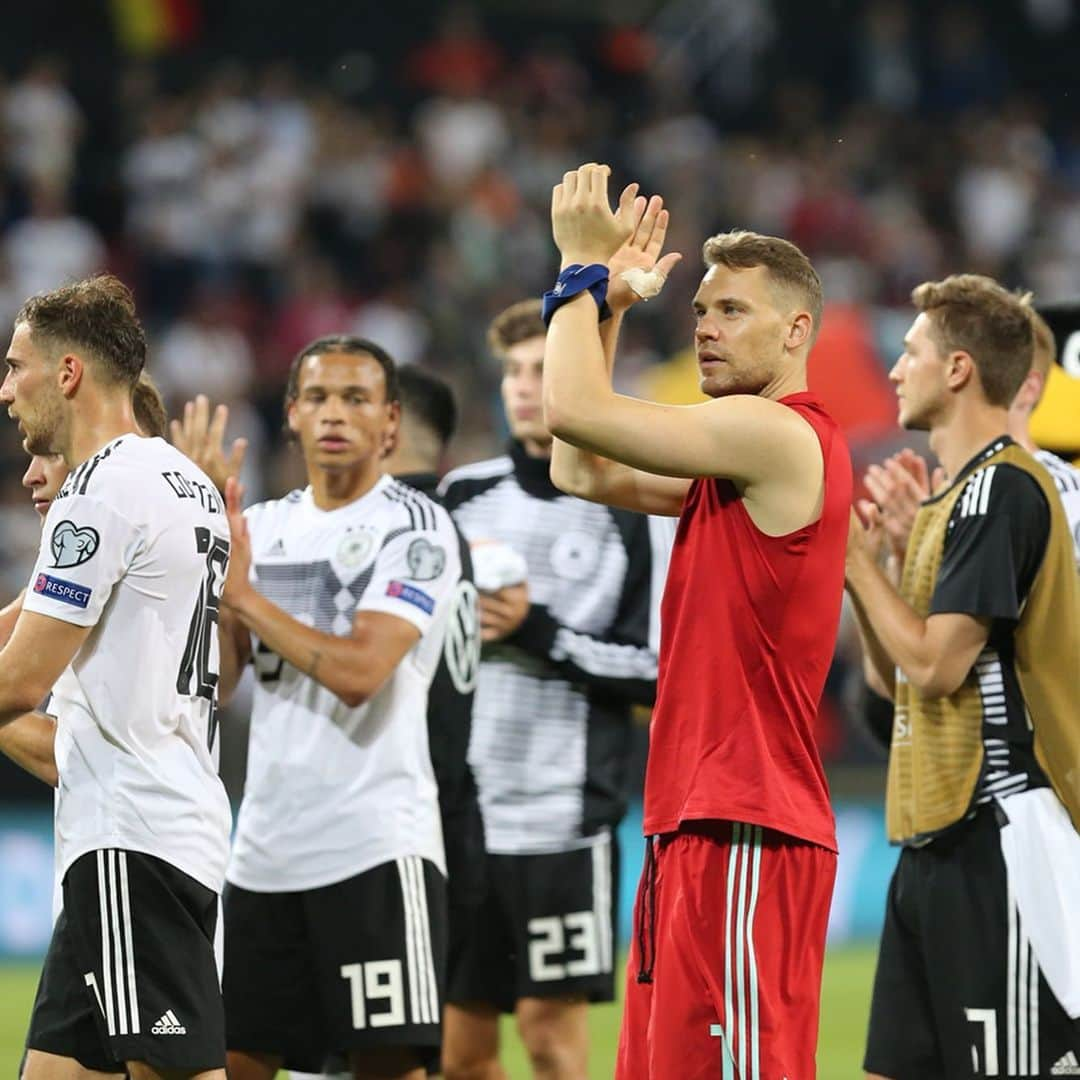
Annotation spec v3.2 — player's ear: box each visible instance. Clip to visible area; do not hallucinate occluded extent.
[786,311,813,351]
[285,399,300,436]
[58,353,84,398]
[946,350,975,392]
[381,400,401,457]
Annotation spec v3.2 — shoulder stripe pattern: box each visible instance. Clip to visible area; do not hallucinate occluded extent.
[59,440,125,499]
[440,455,513,486]
[959,465,997,519]
[384,480,437,531]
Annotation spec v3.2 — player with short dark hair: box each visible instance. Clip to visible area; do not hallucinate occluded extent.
[217,338,462,1080]
[0,274,232,1080]
[439,297,667,1080]
[543,165,851,1078]
[847,274,1080,1078]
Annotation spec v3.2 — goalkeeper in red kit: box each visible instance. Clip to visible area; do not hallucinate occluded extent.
[543,164,852,1079]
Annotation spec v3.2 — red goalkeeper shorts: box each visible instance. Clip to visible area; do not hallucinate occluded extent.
[616,821,836,1080]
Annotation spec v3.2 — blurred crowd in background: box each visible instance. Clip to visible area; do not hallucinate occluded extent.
[0,0,1077,778]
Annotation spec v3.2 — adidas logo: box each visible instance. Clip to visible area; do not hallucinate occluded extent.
[1052,1051,1080,1075]
[151,1010,186,1035]
[267,539,286,556]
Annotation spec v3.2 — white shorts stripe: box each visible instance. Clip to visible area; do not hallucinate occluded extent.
[1029,934,1039,1075]
[734,826,750,1080]
[1019,917,1029,1075]
[118,853,140,1035]
[410,857,440,1025]
[408,858,432,1024]
[106,851,129,1035]
[721,824,741,1080]
[745,827,763,1080]
[592,833,613,974]
[396,858,422,1024]
[96,852,116,1036]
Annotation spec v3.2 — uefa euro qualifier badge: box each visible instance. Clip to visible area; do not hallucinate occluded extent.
[407,538,446,581]
[50,520,100,569]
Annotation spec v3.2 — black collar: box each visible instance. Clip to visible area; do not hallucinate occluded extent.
[926,435,1014,504]
[509,440,561,500]
[394,471,440,500]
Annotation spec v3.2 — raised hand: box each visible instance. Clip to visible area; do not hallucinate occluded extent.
[551,163,633,269]
[221,475,253,609]
[863,450,932,561]
[170,394,248,496]
[607,187,683,313]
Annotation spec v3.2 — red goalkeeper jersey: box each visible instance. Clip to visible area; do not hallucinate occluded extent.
[643,392,852,852]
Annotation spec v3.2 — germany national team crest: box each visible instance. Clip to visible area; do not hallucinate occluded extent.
[550,530,600,581]
[50,520,100,569]
[337,530,375,568]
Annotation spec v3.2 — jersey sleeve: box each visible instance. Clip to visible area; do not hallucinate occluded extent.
[358,514,463,635]
[930,464,1049,622]
[506,511,665,706]
[23,495,144,627]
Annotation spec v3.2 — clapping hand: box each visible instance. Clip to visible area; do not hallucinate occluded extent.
[170,394,248,495]
[863,449,945,562]
[551,163,634,270]
[607,190,682,313]
[221,476,253,610]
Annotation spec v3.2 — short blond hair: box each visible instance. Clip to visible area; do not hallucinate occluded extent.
[487,299,545,358]
[1017,296,1056,410]
[911,274,1033,407]
[702,230,823,336]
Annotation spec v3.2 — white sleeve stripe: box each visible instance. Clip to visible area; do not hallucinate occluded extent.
[551,627,659,680]
[978,465,997,515]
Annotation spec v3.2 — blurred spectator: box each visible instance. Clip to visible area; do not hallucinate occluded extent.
[349,284,430,367]
[4,58,83,188]
[0,4,1075,764]
[155,287,254,405]
[2,181,105,301]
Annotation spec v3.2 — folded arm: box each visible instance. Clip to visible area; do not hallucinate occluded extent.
[0,610,93,785]
[223,587,419,709]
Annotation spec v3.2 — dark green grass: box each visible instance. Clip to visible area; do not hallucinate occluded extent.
[0,944,876,1078]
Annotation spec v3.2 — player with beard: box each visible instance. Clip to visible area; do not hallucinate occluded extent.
[0,275,232,1080]
[542,165,851,1078]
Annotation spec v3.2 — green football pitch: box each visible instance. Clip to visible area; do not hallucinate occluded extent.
[0,944,876,1078]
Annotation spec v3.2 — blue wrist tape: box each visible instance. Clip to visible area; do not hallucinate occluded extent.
[541,263,612,328]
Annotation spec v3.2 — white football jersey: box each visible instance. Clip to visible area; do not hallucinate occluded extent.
[227,475,461,891]
[1034,449,1080,570]
[23,436,232,894]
